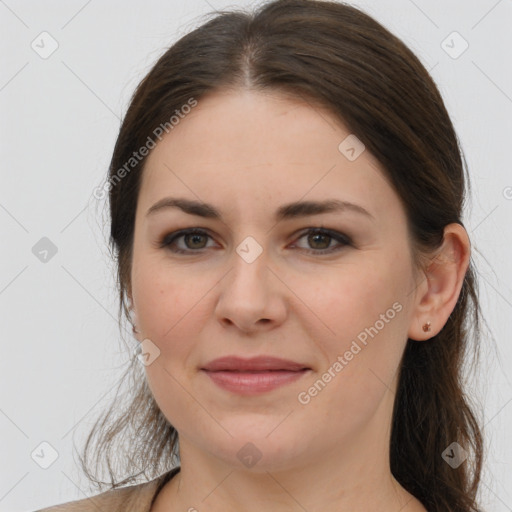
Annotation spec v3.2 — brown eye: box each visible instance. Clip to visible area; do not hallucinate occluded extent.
[292,228,352,254]
[159,227,351,256]
[183,232,208,249]
[307,231,331,250]
[160,229,215,254]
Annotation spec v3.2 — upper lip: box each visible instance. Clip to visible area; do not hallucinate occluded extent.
[201,356,310,372]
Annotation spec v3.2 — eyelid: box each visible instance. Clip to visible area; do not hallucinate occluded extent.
[159,228,218,252]
[290,227,353,252]
[159,226,353,254]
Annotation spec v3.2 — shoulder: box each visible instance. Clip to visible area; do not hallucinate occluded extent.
[34,480,158,512]
[34,467,180,512]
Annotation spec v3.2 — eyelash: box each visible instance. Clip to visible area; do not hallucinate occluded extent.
[158,227,353,255]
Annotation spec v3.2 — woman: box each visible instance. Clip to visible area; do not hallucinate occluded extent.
[38,0,485,510]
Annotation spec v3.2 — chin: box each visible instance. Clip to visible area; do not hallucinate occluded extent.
[197,426,308,473]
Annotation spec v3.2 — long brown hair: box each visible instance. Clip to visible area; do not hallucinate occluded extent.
[80,1,485,510]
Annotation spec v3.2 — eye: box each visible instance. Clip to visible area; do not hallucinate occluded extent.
[159,227,352,255]
[291,228,352,255]
[159,228,216,254]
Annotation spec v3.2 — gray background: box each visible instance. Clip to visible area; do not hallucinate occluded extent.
[0,0,511,510]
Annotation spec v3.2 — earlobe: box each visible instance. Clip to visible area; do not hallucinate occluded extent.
[407,223,470,341]
[127,295,142,341]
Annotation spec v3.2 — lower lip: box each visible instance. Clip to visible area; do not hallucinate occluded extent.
[201,369,309,395]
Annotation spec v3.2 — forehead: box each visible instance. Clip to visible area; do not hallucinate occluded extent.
[138,89,400,223]
[145,89,376,168]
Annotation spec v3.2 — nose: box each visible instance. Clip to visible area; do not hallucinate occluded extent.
[214,246,288,334]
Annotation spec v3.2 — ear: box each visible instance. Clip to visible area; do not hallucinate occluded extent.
[126,289,142,340]
[408,223,470,341]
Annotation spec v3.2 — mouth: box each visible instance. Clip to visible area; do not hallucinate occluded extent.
[200,356,311,394]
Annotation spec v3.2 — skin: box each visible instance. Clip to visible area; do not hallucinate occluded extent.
[128,89,470,512]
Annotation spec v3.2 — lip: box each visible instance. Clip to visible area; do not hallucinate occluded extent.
[201,356,310,372]
[200,356,311,395]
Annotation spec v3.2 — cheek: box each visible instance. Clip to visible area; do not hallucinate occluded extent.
[132,255,223,393]
[132,252,209,341]
[295,252,411,406]
[292,253,408,344]
[131,258,212,427]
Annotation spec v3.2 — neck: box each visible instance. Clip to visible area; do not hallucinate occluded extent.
[151,378,425,511]
[152,416,426,512]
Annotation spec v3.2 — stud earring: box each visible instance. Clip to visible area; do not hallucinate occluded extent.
[422,321,431,333]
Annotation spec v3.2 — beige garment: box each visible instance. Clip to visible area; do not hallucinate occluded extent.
[35,467,180,512]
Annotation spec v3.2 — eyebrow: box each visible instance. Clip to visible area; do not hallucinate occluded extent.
[146,197,375,222]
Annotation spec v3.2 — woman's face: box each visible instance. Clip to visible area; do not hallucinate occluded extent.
[130,89,422,472]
